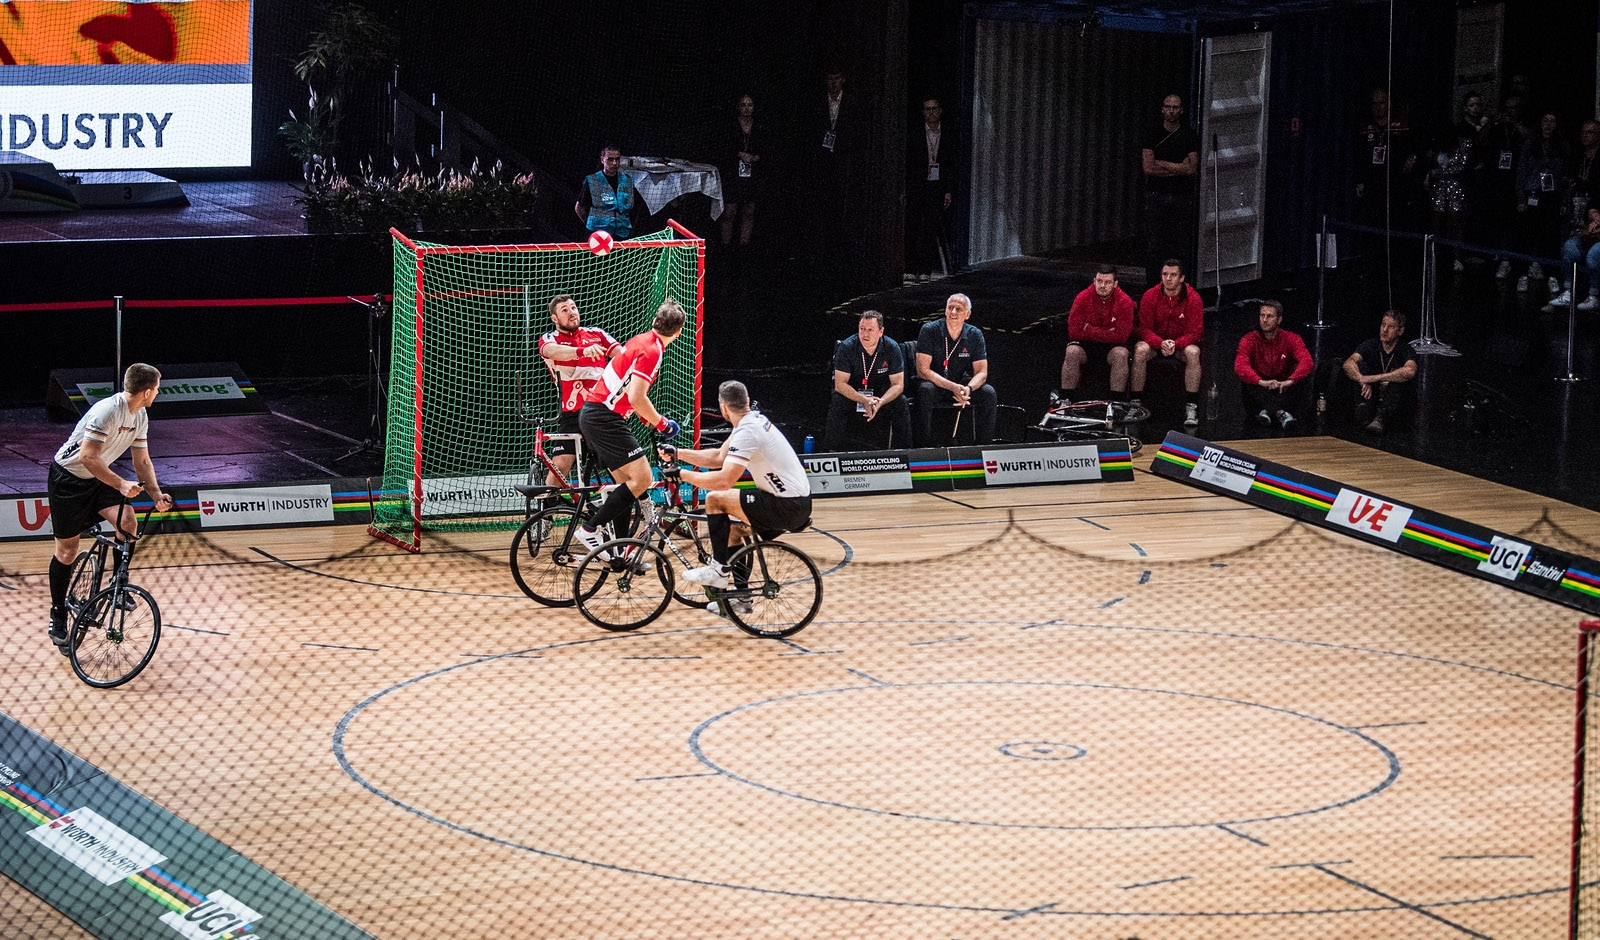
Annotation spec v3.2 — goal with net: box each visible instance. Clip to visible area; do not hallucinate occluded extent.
[370,223,703,552]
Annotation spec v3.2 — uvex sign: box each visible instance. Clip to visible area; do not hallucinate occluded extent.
[0,498,50,538]
[1325,488,1413,543]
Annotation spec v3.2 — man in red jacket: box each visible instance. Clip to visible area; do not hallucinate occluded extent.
[1132,259,1204,427]
[1234,299,1314,431]
[1059,264,1134,403]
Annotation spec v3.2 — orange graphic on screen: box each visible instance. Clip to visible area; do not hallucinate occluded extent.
[0,1,249,66]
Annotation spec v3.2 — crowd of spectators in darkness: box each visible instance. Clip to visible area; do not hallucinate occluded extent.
[1362,75,1600,304]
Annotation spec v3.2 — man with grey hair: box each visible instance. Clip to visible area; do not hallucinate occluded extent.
[914,292,996,444]
[667,381,813,614]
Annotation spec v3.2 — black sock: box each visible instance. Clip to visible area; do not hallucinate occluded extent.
[708,514,733,566]
[587,485,638,532]
[49,556,70,611]
[1186,391,1200,406]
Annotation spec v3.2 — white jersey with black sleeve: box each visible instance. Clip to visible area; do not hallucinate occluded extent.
[724,410,812,498]
[54,392,148,479]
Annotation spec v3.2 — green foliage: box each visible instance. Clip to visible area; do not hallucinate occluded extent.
[296,159,540,234]
[280,3,396,168]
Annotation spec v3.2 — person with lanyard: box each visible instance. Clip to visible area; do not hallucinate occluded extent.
[1141,94,1199,285]
[668,380,813,618]
[823,310,911,451]
[1340,309,1417,435]
[538,293,622,488]
[1059,264,1135,405]
[720,93,761,248]
[572,299,686,558]
[906,97,956,282]
[574,144,636,239]
[913,292,997,445]
[45,362,174,654]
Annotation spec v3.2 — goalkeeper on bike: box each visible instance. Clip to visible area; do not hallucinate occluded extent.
[573,298,686,556]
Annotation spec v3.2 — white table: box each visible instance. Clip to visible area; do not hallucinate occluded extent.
[622,156,723,221]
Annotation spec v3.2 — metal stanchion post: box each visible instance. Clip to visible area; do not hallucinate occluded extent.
[1411,235,1460,357]
[114,294,124,390]
[1309,214,1336,331]
[1557,259,1584,383]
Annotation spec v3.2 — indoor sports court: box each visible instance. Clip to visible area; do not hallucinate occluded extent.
[3,438,1596,939]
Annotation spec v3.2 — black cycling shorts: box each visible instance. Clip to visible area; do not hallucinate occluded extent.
[47,462,122,539]
[740,491,812,541]
[578,402,644,471]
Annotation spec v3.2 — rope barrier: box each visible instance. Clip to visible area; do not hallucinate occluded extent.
[0,294,381,315]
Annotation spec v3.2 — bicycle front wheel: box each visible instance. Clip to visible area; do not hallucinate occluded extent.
[573,539,673,632]
[65,548,103,614]
[724,541,823,639]
[70,584,161,689]
[509,506,583,607]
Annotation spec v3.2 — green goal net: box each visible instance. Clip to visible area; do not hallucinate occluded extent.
[371,226,703,552]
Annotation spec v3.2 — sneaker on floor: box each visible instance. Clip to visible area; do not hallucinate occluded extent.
[1183,403,1200,427]
[1495,259,1512,279]
[1276,410,1297,431]
[48,607,69,654]
[1255,409,1273,427]
[683,564,732,589]
[1549,288,1573,308]
[572,525,610,560]
[1516,275,1529,293]
[1550,277,1562,294]
[1530,262,1544,279]
[1365,416,1385,434]
[1581,295,1600,312]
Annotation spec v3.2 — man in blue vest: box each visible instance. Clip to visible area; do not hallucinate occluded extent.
[574,145,635,239]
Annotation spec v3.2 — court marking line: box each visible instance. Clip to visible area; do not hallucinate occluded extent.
[1139,570,1152,584]
[1123,876,1193,890]
[329,624,1582,919]
[621,656,703,661]
[1077,517,1111,531]
[1216,824,1268,846]
[845,668,890,686]
[1310,864,1495,939]
[1130,542,1148,556]
[1098,596,1127,609]
[820,504,1263,536]
[1348,721,1429,730]
[909,636,970,646]
[164,623,229,636]
[1001,901,1059,920]
[1442,855,1534,861]
[302,642,379,652]
[636,772,720,782]
[251,546,527,598]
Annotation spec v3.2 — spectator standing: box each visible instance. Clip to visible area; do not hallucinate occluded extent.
[1141,94,1199,287]
[1514,113,1569,292]
[720,94,761,248]
[575,145,636,240]
[906,97,956,282]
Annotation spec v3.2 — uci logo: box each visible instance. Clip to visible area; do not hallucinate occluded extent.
[1476,535,1531,582]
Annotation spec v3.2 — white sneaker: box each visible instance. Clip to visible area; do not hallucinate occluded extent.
[572,525,610,560]
[683,564,731,589]
[1495,260,1512,279]
[1530,262,1544,279]
[1516,275,1529,293]
[1550,277,1562,293]
[1549,288,1572,307]
[1580,295,1600,312]
[1183,403,1199,427]
[706,598,754,619]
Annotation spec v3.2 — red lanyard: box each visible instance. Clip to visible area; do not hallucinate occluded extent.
[944,331,959,370]
[860,343,879,389]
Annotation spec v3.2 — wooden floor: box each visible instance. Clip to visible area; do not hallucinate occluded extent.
[3,437,1598,940]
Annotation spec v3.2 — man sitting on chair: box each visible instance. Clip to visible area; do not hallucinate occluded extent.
[824,310,911,451]
[914,293,996,445]
[670,381,813,617]
[1059,264,1134,405]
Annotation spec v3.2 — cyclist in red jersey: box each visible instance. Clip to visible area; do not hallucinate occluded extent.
[573,298,687,555]
[539,293,622,487]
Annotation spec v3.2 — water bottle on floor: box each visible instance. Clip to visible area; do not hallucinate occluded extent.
[1205,382,1220,422]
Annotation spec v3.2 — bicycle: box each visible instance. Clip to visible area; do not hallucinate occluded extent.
[1034,393,1151,454]
[506,415,612,608]
[572,454,821,638]
[63,499,161,689]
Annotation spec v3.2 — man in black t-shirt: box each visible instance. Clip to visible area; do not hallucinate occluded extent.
[1142,94,1199,288]
[1340,310,1417,434]
[914,293,997,445]
[825,310,912,451]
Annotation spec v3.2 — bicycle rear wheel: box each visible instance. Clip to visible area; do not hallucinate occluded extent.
[724,541,823,639]
[70,584,161,689]
[573,539,674,632]
[509,506,586,607]
[65,548,103,614]
[658,515,712,608]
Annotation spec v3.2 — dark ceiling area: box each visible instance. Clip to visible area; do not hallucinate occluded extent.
[974,0,1389,30]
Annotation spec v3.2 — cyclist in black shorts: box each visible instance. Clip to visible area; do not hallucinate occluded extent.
[45,363,174,652]
[667,381,813,610]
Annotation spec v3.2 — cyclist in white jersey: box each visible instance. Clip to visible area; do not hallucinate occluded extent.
[667,381,812,606]
[46,363,173,652]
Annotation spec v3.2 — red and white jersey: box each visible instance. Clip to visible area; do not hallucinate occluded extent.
[584,331,666,419]
[541,325,620,412]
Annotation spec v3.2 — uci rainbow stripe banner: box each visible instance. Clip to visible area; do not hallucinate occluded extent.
[1152,432,1600,616]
